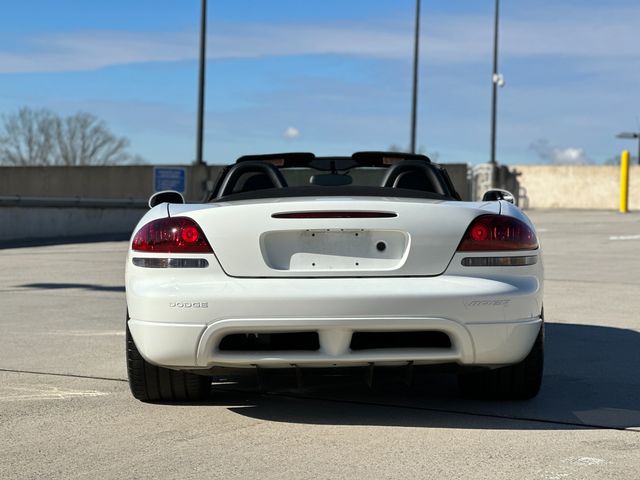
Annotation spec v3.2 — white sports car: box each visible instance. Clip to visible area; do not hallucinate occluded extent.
[125,152,543,402]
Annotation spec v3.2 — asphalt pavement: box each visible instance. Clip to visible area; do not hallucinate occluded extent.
[1,209,640,480]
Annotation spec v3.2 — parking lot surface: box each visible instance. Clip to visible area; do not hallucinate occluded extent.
[1,210,640,479]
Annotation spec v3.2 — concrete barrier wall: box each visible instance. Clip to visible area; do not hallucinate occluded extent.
[1,164,470,200]
[0,165,225,201]
[515,165,640,210]
[440,164,470,200]
[0,163,471,244]
[0,205,146,243]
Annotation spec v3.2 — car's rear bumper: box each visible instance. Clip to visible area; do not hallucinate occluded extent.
[128,315,542,369]
[127,271,543,370]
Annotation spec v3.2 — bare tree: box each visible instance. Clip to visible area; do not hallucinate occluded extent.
[605,155,621,166]
[53,112,131,166]
[605,153,638,165]
[0,107,56,165]
[0,107,144,166]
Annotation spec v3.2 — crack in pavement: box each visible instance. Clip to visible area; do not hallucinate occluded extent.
[0,368,127,383]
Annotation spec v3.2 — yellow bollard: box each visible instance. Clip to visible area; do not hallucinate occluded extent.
[620,150,630,213]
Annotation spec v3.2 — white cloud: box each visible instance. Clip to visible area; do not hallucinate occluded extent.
[550,147,590,164]
[0,4,638,73]
[529,139,592,165]
[0,31,196,73]
[283,126,300,139]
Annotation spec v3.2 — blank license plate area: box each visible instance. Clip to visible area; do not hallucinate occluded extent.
[262,230,408,271]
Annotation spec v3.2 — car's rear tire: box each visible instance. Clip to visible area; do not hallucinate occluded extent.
[458,322,544,400]
[126,322,211,402]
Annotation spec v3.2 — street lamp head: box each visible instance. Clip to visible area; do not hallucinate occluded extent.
[616,131,640,166]
[616,132,639,139]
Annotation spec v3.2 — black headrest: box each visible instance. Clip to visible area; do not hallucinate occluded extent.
[381,160,445,195]
[393,171,437,191]
[217,161,287,198]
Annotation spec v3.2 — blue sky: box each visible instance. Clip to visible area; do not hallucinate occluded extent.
[0,0,638,165]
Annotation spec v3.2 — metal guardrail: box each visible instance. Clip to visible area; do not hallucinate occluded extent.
[0,195,148,208]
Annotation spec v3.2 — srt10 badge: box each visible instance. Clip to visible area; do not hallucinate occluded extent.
[465,299,510,308]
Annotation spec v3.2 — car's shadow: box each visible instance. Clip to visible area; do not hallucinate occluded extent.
[198,323,640,430]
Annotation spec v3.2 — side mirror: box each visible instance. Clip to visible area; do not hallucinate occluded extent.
[148,190,185,208]
[482,189,515,204]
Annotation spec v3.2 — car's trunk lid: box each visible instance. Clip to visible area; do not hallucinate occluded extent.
[169,197,499,277]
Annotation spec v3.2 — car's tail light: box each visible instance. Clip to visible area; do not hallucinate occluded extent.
[132,217,213,253]
[457,214,538,251]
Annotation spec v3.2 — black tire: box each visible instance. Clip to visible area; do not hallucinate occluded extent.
[126,322,211,402]
[458,322,544,400]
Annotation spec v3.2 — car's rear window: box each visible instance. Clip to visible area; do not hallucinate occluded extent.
[280,167,387,187]
[212,162,460,202]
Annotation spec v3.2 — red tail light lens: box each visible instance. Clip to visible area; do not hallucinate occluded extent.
[457,215,538,251]
[132,217,213,253]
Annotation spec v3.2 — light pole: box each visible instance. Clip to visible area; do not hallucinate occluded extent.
[409,0,421,154]
[616,131,640,165]
[489,0,504,186]
[195,0,207,166]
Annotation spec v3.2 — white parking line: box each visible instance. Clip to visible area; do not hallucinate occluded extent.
[0,385,108,402]
[609,234,640,241]
[541,473,570,480]
[568,457,606,466]
[540,456,608,479]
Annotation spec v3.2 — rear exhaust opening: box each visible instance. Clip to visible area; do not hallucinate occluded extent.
[219,332,321,351]
[350,331,451,350]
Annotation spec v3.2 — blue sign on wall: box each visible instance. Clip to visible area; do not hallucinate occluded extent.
[154,167,186,193]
